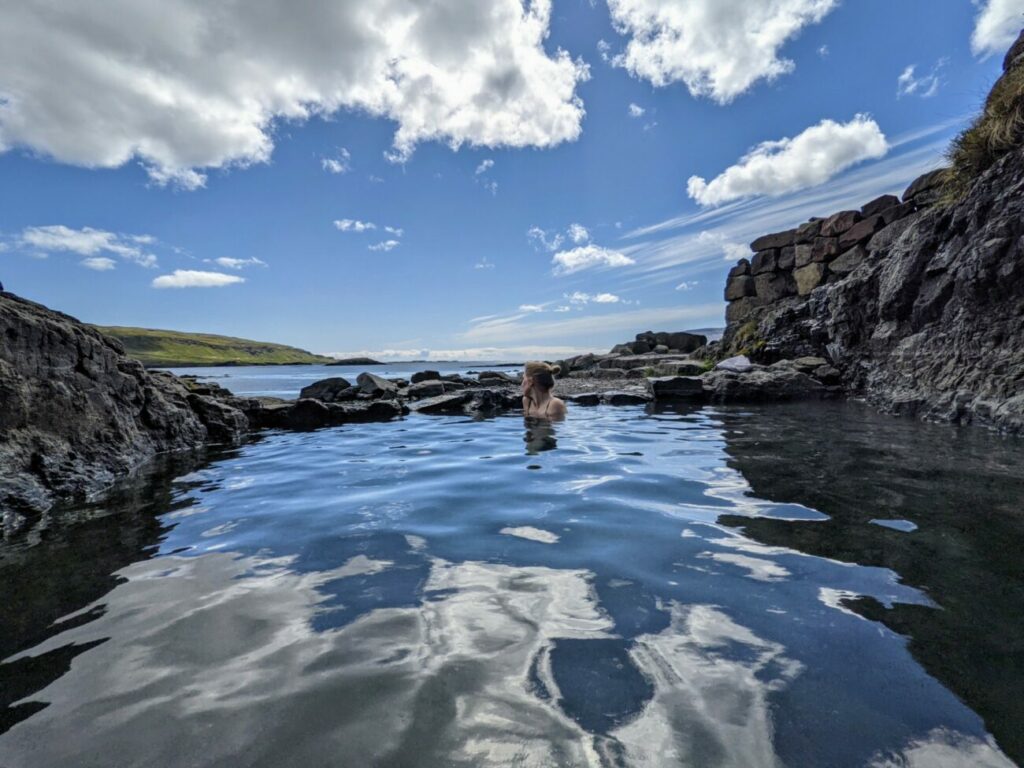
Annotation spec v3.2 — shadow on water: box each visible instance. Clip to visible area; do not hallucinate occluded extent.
[0,445,243,734]
[712,401,1024,764]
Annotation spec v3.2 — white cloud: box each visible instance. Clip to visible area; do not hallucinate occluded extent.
[597,39,613,62]
[19,225,158,267]
[527,226,564,252]
[475,158,495,174]
[321,148,351,174]
[687,114,889,206]
[326,344,605,361]
[334,219,376,233]
[483,179,499,195]
[368,240,399,252]
[675,280,698,291]
[818,44,830,57]
[0,0,589,187]
[972,0,1024,57]
[551,244,635,275]
[607,0,839,103]
[567,223,590,244]
[152,270,245,288]
[897,62,944,99]
[81,256,116,271]
[566,291,623,304]
[383,226,404,237]
[474,257,495,269]
[213,257,266,269]
[628,103,645,117]
[519,303,545,312]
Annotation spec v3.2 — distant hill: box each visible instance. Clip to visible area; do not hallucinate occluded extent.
[94,326,334,368]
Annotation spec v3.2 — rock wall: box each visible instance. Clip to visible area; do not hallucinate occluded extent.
[0,293,248,515]
[719,61,1024,432]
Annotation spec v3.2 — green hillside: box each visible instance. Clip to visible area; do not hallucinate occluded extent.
[94,326,334,367]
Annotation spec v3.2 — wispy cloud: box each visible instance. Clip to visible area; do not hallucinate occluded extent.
[461,303,723,344]
[616,119,962,290]
[211,256,266,269]
[81,256,116,271]
[972,0,1024,57]
[368,240,400,252]
[475,158,494,174]
[897,61,945,99]
[628,103,645,117]
[18,225,158,267]
[325,345,607,362]
[321,147,351,174]
[152,270,245,288]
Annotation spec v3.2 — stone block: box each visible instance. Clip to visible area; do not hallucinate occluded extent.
[646,376,705,399]
[902,168,949,204]
[860,194,901,218]
[829,245,868,275]
[794,262,826,296]
[777,245,796,270]
[811,236,840,262]
[725,297,764,323]
[728,258,751,278]
[795,219,823,244]
[838,214,885,250]
[725,275,756,300]
[794,244,814,268]
[750,249,778,274]
[751,229,796,251]
[754,272,793,303]
[820,210,862,237]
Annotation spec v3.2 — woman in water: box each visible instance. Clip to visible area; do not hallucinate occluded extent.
[522,361,567,419]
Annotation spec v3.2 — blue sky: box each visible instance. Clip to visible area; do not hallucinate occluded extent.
[1,0,1019,359]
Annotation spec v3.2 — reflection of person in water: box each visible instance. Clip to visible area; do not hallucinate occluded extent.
[524,418,558,454]
[521,361,567,420]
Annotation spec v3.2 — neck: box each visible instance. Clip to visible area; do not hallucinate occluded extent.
[531,390,551,405]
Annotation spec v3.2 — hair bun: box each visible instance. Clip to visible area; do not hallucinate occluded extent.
[549,364,561,376]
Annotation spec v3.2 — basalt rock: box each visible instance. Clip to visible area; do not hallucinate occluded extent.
[299,377,354,402]
[0,293,246,514]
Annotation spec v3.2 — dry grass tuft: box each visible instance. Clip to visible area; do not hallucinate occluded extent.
[945,65,1024,200]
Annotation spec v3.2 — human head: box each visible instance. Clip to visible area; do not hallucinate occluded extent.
[523,360,561,393]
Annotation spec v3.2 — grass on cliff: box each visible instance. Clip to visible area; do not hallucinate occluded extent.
[94,326,334,367]
[945,64,1024,200]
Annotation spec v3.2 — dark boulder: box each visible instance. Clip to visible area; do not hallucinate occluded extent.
[820,210,862,237]
[751,229,796,251]
[565,393,601,406]
[409,392,472,414]
[702,368,827,403]
[838,214,885,250]
[860,194,901,218]
[299,377,353,402]
[728,259,751,277]
[357,372,398,398]
[750,250,777,275]
[408,379,447,398]
[601,391,651,406]
[411,370,441,384]
[646,376,705,399]
[902,168,949,205]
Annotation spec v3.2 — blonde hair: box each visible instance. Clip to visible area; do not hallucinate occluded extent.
[524,360,561,378]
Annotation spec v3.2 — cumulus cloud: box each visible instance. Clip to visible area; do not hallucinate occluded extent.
[368,240,400,252]
[972,0,1024,57]
[334,219,376,233]
[0,0,589,187]
[687,114,889,206]
[897,62,944,99]
[81,256,116,271]
[475,159,495,174]
[551,244,635,275]
[321,148,352,174]
[152,270,245,288]
[607,0,839,103]
[19,225,158,267]
[213,257,266,269]
[628,103,645,117]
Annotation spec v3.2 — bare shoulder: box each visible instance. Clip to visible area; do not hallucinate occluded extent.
[549,397,568,417]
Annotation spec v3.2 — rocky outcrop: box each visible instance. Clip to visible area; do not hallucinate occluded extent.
[716,42,1024,432]
[0,293,246,514]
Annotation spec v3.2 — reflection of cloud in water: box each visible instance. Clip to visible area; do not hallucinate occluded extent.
[612,603,800,767]
[4,552,1004,768]
[868,727,1015,768]
[702,552,791,582]
[500,526,560,544]
[5,554,610,767]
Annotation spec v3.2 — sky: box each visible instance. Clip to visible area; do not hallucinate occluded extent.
[1,0,1021,360]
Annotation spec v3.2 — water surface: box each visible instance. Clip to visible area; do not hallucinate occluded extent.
[2,402,1022,767]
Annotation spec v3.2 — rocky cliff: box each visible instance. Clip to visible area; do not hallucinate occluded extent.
[0,293,251,515]
[719,39,1024,434]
